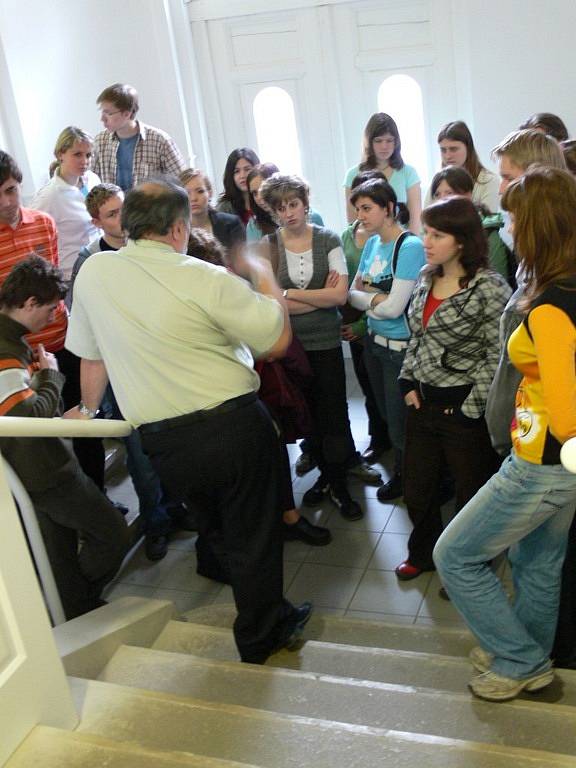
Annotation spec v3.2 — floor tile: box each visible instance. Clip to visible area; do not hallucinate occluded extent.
[104,582,157,601]
[152,588,217,614]
[167,531,197,551]
[283,537,313,563]
[209,585,234,605]
[418,573,466,621]
[157,551,223,594]
[345,610,415,624]
[384,503,413,534]
[286,563,364,609]
[283,560,301,589]
[349,569,431,615]
[329,496,393,533]
[305,527,381,569]
[116,547,190,588]
[367,532,410,571]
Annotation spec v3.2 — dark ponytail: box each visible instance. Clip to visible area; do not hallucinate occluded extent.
[350,178,409,226]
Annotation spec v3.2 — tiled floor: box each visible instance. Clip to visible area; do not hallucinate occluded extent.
[104,359,479,628]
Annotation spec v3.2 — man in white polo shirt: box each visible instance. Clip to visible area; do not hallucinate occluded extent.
[65,177,311,664]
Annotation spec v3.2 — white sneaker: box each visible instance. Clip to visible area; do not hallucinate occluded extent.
[469,646,492,673]
[469,668,554,701]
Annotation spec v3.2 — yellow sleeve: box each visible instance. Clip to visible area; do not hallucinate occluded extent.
[529,304,576,444]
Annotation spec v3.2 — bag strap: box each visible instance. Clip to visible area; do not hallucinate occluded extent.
[391,231,411,277]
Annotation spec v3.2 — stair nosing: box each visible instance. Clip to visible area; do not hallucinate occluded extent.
[102,643,576,715]
[71,676,576,766]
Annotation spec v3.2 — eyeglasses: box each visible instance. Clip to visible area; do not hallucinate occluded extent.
[100,109,122,117]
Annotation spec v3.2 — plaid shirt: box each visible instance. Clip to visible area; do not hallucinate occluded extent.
[92,122,185,188]
[400,268,512,418]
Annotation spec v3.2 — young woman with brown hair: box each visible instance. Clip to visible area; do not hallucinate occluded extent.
[434,167,576,701]
[344,113,421,232]
[396,196,510,580]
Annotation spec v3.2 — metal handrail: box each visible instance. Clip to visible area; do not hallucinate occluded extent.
[3,458,67,625]
[0,416,132,625]
[0,416,131,438]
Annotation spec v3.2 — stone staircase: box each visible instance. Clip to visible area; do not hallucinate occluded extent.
[7,598,576,767]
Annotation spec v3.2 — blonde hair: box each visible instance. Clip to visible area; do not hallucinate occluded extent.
[50,126,93,177]
[491,129,566,171]
[178,168,213,197]
[501,165,576,307]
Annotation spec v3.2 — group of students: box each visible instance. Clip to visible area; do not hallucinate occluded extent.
[4,83,576,701]
[175,109,576,702]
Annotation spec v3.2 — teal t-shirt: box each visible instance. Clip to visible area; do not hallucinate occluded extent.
[344,164,420,204]
[357,233,425,339]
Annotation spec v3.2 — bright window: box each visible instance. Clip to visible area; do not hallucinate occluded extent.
[378,74,429,187]
[253,86,302,175]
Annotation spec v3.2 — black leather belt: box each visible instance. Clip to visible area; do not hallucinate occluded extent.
[139,392,257,435]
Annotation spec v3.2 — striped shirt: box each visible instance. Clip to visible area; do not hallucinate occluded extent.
[0,208,68,352]
[92,122,185,188]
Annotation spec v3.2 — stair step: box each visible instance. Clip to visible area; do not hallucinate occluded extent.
[152,620,576,707]
[70,676,576,767]
[179,606,475,656]
[6,725,257,768]
[99,644,576,756]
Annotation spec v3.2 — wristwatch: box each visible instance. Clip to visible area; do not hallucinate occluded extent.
[79,401,100,419]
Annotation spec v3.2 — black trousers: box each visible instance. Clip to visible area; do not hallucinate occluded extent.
[403,402,500,569]
[56,348,105,490]
[30,464,130,620]
[140,396,293,662]
[349,338,389,449]
[553,511,576,665]
[305,346,357,486]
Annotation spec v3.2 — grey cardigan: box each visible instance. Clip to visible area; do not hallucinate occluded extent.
[270,226,343,352]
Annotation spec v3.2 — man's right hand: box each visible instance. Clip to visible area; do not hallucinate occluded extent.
[35,343,59,372]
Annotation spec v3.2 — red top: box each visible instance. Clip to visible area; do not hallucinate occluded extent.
[422,292,444,328]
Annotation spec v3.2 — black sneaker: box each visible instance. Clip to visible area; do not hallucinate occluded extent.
[145,533,169,561]
[283,516,332,546]
[329,485,363,521]
[302,475,329,506]
[376,473,403,502]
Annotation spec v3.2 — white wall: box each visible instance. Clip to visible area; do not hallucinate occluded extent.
[452,0,575,167]
[0,0,575,204]
[0,0,199,193]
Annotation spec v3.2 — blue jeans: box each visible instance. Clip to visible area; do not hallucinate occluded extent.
[363,334,406,472]
[105,386,171,536]
[434,453,576,679]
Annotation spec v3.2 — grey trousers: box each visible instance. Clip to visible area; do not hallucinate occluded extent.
[29,464,130,620]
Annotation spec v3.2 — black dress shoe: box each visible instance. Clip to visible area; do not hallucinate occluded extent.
[329,484,363,521]
[302,476,329,506]
[295,452,318,477]
[361,445,381,465]
[283,516,332,546]
[169,502,198,532]
[242,602,313,664]
[376,473,403,502]
[275,601,313,651]
[145,533,169,561]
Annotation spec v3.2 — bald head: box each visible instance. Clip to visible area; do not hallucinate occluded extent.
[121,177,190,241]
